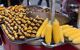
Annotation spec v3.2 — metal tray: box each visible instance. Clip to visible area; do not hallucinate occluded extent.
[0,6,50,45]
[0,6,69,48]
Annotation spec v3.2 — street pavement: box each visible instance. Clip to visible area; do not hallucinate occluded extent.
[0,46,4,50]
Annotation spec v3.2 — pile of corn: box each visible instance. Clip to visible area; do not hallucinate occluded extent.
[36,18,80,45]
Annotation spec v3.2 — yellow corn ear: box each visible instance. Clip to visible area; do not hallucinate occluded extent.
[53,19,64,43]
[60,29,64,43]
[41,25,47,38]
[68,29,80,40]
[72,37,80,44]
[36,18,48,38]
[63,28,77,37]
[45,22,52,45]
[69,33,80,41]
[61,25,73,30]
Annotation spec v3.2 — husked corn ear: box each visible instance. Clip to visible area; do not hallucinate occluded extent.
[2,24,15,41]
[61,25,73,36]
[72,37,80,44]
[61,25,73,30]
[36,18,48,38]
[53,19,64,43]
[60,24,80,44]
[41,24,48,38]
[45,22,52,45]
[69,33,80,41]
[60,29,64,43]
[68,29,80,40]
[63,28,77,37]
[61,25,76,37]
[61,27,74,32]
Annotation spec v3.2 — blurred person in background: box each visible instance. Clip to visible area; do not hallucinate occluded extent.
[22,0,29,6]
[0,0,23,7]
[61,0,79,27]
[38,0,50,7]
[27,0,29,6]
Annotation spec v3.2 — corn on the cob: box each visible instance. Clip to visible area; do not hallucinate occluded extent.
[53,19,64,43]
[45,22,52,45]
[41,24,47,38]
[69,34,80,41]
[63,28,77,37]
[72,37,80,44]
[61,25,73,30]
[68,29,80,40]
[36,18,48,38]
